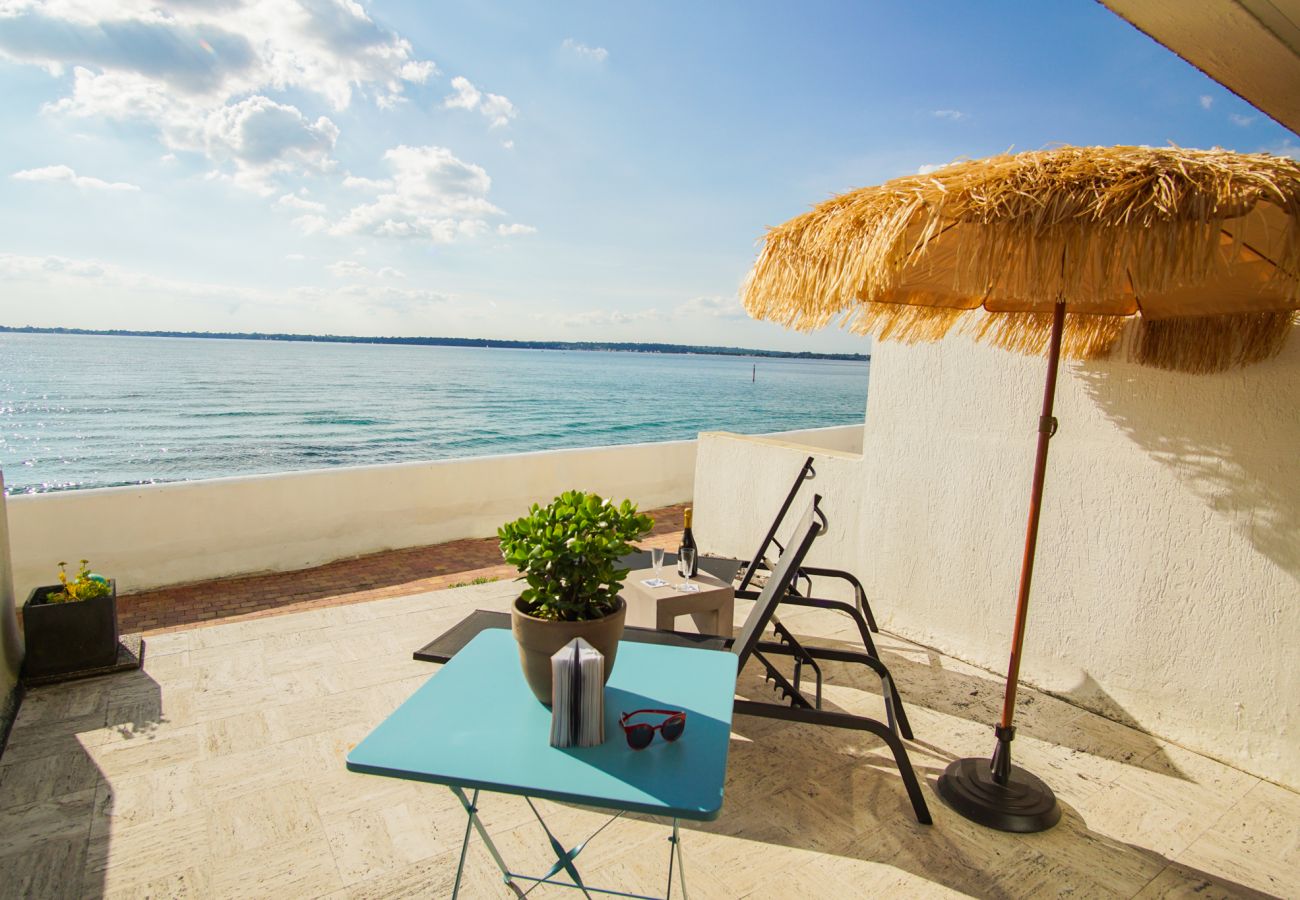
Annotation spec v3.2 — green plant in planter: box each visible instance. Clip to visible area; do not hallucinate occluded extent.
[499,490,653,622]
[47,559,112,604]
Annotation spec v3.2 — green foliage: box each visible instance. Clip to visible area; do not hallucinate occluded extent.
[449,576,499,588]
[47,559,112,604]
[499,491,653,622]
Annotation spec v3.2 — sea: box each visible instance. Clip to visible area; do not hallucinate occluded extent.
[0,333,869,495]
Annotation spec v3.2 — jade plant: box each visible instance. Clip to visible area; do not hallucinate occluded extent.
[47,559,112,604]
[499,490,653,622]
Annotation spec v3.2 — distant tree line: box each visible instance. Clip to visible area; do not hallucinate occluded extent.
[0,325,870,362]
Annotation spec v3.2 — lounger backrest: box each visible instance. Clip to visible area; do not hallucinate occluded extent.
[736,456,816,593]
[731,495,825,668]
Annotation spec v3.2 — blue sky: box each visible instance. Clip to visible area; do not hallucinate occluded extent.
[0,1,1295,354]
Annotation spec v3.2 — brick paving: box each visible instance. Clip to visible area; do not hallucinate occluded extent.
[118,504,688,636]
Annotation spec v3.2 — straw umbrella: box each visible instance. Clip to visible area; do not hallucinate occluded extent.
[742,145,1300,832]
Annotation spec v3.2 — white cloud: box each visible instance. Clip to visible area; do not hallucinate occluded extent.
[12,164,140,191]
[931,109,967,121]
[1200,95,1214,110]
[292,213,329,234]
[276,193,327,213]
[0,250,263,303]
[563,308,654,328]
[294,283,449,309]
[916,163,944,175]
[0,250,446,317]
[443,75,517,128]
[0,252,104,279]
[343,172,393,191]
[2,0,436,190]
[1262,138,1299,160]
[443,76,480,111]
[204,95,339,190]
[0,5,257,95]
[676,296,745,320]
[1229,113,1255,127]
[326,260,405,279]
[501,139,514,150]
[399,60,436,83]
[562,38,608,63]
[497,223,536,236]
[327,144,505,244]
[285,253,306,261]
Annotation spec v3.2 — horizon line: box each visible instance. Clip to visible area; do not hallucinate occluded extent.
[0,325,871,362]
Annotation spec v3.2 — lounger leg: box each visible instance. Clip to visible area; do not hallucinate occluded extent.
[774,597,916,741]
[881,729,933,825]
[830,602,916,740]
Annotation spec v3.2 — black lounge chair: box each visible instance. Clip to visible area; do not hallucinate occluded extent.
[733,456,880,634]
[617,457,907,732]
[629,457,884,657]
[414,496,931,825]
[728,495,930,824]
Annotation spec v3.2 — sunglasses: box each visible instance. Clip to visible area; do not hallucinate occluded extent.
[619,709,687,750]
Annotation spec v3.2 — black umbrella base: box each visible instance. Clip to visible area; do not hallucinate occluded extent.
[937,756,1061,833]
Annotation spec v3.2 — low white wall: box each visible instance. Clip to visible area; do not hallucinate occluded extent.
[3,424,860,601]
[693,432,866,579]
[694,339,1299,790]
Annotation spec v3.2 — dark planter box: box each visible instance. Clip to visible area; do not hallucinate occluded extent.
[22,581,119,678]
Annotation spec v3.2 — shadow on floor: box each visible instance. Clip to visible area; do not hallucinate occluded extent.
[671,641,1269,898]
[0,666,164,899]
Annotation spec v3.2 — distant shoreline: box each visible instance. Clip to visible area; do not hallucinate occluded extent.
[0,325,869,362]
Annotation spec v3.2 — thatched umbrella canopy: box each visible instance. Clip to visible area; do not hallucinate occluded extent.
[741,145,1299,834]
[744,145,1300,373]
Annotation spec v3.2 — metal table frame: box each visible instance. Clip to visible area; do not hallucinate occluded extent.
[348,630,738,899]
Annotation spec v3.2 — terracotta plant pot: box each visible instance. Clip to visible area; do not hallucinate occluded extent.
[510,596,626,705]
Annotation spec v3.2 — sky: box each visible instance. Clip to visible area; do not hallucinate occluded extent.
[0,1,1296,354]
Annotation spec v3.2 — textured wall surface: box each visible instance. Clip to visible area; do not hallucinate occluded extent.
[4,425,860,600]
[0,474,20,744]
[695,339,1299,788]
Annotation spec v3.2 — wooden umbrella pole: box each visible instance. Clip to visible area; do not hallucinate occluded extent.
[998,300,1067,731]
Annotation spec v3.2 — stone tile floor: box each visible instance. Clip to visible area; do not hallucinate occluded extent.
[3,554,1297,897]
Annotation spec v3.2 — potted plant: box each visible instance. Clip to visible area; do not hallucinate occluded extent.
[499,490,653,703]
[22,559,119,679]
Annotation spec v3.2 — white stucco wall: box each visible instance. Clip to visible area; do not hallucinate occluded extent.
[694,338,1299,789]
[3,424,859,602]
[0,473,19,738]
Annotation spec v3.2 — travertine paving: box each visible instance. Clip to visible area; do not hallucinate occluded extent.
[1,580,1295,898]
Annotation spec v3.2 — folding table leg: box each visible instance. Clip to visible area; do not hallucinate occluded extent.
[665,818,689,900]
[449,786,524,898]
[449,787,689,899]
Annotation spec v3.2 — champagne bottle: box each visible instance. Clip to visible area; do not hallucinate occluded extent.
[677,508,698,577]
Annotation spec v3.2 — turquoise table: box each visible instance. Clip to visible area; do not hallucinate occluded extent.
[347,629,739,898]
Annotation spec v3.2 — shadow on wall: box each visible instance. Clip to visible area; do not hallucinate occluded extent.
[1075,340,1299,582]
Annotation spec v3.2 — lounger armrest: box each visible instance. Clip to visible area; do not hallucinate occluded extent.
[797,565,864,591]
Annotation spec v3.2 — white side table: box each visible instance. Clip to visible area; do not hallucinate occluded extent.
[621,567,735,637]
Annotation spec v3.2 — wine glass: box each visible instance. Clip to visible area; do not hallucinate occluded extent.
[651,547,664,578]
[679,548,696,585]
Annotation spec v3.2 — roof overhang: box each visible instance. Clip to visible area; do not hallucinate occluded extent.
[1099,0,1300,136]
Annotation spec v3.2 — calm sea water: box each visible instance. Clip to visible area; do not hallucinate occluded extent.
[0,333,869,495]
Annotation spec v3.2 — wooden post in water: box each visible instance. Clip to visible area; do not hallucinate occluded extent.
[752,364,756,382]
